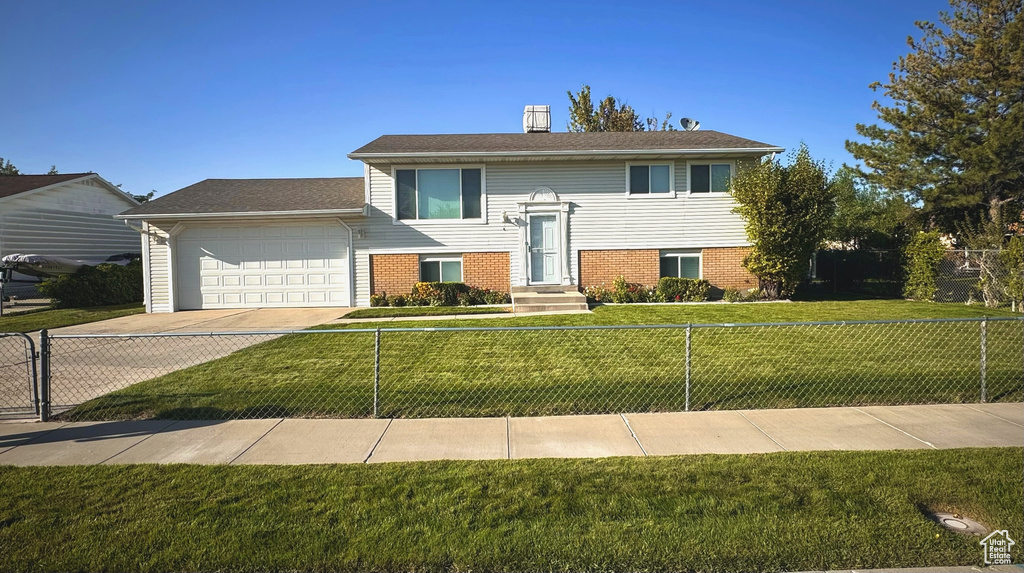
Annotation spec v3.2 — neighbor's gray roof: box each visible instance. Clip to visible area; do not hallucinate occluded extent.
[349,130,781,157]
[118,177,365,218]
[0,173,94,200]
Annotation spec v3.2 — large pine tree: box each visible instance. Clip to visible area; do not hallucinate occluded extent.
[846,0,1023,231]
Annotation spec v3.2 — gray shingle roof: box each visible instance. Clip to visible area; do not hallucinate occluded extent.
[349,130,780,157]
[118,177,365,218]
[0,173,94,199]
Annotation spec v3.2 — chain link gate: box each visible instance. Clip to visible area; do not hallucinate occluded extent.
[0,333,39,418]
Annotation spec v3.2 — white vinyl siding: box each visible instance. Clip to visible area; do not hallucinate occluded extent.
[352,158,752,304]
[0,179,141,278]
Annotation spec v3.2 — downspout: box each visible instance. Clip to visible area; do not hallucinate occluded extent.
[335,218,356,307]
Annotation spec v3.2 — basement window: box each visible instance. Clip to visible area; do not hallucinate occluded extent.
[420,256,463,282]
[660,252,701,279]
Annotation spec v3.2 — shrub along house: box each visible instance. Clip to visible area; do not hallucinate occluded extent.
[118,107,782,313]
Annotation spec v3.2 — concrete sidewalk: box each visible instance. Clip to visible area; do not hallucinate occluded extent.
[0,403,1020,466]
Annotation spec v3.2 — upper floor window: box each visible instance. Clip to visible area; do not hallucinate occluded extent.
[396,168,482,220]
[688,162,733,193]
[628,163,672,194]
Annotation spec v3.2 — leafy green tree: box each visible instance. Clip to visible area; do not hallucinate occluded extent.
[132,191,156,203]
[566,85,674,132]
[46,165,58,175]
[830,166,915,249]
[902,231,949,300]
[846,0,1024,231]
[731,144,838,299]
[0,158,20,175]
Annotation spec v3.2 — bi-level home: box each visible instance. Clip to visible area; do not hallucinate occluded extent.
[118,107,783,312]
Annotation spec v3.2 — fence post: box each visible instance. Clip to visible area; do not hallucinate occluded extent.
[685,324,691,412]
[979,318,987,403]
[39,329,50,422]
[373,327,380,418]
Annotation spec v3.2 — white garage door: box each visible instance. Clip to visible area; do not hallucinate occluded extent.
[175,223,349,310]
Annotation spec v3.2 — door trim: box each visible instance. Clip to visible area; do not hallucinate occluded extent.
[516,189,571,287]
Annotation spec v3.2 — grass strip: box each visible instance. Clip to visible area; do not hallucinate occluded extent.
[344,306,511,319]
[0,448,1020,572]
[0,303,143,333]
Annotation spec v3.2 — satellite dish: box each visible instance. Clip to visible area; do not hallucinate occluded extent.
[679,117,700,131]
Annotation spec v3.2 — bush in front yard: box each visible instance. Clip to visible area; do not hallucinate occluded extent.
[902,231,946,301]
[610,275,656,303]
[372,283,511,307]
[656,277,711,302]
[39,261,143,308]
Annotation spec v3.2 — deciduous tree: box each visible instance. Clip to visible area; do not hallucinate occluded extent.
[731,145,838,299]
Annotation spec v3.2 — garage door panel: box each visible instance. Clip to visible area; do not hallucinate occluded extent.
[176,223,348,310]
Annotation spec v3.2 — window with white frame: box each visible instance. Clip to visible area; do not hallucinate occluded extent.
[419,256,463,282]
[688,162,733,193]
[660,252,701,279]
[628,163,672,194]
[396,168,482,220]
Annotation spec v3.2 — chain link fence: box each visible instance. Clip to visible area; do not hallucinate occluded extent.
[27,317,1023,421]
[937,249,1023,308]
[0,333,38,418]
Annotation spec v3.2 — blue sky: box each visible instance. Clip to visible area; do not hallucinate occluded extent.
[2,0,948,197]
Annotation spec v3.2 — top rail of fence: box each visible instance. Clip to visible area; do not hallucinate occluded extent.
[44,315,1024,338]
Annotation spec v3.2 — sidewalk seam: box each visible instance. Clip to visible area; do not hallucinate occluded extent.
[738,411,788,451]
[619,414,648,456]
[853,408,937,449]
[99,419,180,464]
[363,418,393,463]
[505,417,511,460]
[962,404,1024,427]
[228,418,285,465]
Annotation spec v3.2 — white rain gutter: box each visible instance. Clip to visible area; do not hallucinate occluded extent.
[116,208,366,220]
[347,147,785,160]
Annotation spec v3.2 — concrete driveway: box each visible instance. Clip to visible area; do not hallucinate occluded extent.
[4,308,354,420]
[51,307,355,335]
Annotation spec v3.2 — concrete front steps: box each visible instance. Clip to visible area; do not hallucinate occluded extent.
[511,285,590,313]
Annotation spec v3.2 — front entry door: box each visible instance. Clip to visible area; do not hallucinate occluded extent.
[529,215,559,283]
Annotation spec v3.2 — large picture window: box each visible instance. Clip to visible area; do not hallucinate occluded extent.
[688,162,733,193]
[628,164,672,194]
[396,168,482,220]
[420,256,463,282]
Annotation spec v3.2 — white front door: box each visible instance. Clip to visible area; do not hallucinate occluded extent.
[529,214,559,284]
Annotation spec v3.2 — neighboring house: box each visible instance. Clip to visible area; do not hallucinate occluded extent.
[0,173,141,280]
[118,108,783,312]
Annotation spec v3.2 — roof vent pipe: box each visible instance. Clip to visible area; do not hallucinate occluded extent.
[523,105,551,133]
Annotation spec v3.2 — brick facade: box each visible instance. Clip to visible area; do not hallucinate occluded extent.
[578,249,660,288]
[369,254,419,296]
[462,252,510,292]
[577,247,756,293]
[370,252,510,295]
[701,247,756,291]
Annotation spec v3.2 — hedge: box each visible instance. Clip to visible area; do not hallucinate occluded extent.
[38,261,144,308]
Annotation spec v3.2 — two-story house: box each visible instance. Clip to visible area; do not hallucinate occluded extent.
[118,107,783,312]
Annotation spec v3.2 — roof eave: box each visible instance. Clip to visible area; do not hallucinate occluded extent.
[347,147,785,161]
[116,207,368,220]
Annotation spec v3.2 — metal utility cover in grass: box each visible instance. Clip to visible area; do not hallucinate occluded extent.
[929,512,989,536]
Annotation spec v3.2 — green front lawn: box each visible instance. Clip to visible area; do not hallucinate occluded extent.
[64,300,1023,420]
[0,448,1020,572]
[344,306,511,319]
[0,303,143,334]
